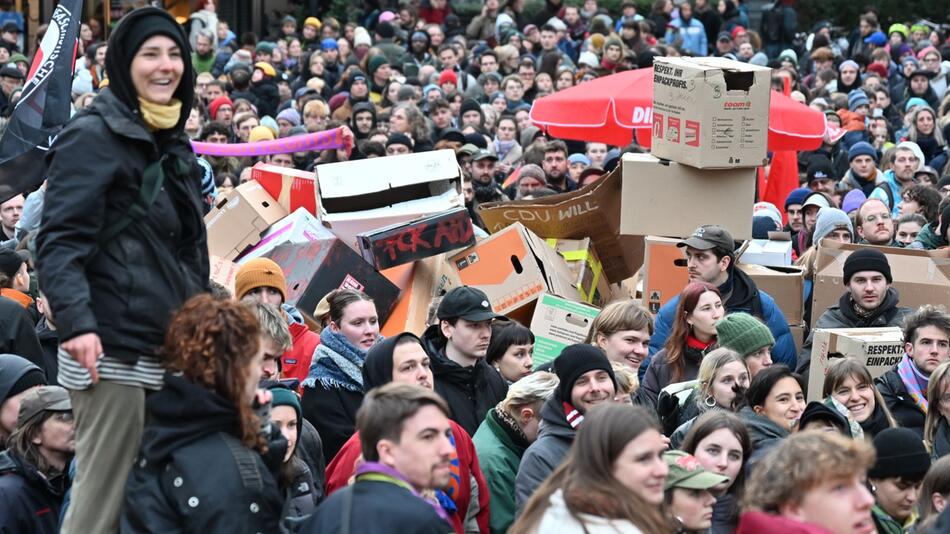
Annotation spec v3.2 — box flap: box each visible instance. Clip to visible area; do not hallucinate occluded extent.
[316,149,460,199]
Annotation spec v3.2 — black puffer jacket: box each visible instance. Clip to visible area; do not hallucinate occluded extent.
[37,9,208,364]
[422,325,508,436]
[0,450,68,534]
[637,344,706,410]
[121,374,285,533]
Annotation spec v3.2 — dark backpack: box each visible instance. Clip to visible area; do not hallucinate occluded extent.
[873,182,896,213]
[761,3,784,42]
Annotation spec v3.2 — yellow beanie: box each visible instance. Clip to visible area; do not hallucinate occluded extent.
[235,258,287,301]
[304,17,322,30]
[254,61,277,78]
[248,125,276,143]
[590,34,605,52]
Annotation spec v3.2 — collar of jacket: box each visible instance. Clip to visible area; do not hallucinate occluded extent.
[486,406,530,453]
[86,89,156,145]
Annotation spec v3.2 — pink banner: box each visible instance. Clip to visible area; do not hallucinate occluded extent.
[191,127,352,157]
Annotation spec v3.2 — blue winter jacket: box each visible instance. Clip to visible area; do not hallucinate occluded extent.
[642,271,796,379]
[868,170,901,217]
[666,17,708,56]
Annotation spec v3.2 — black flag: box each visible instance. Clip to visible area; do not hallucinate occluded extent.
[0,0,82,204]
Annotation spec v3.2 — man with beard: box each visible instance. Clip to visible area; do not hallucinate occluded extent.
[797,249,913,378]
[870,142,924,217]
[469,150,508,203]
[514,345,617,512]
[646,225,796,377]
[541,141,577,193]
[398,31,436,75]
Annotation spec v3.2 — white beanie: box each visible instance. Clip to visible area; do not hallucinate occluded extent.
[354,27,372,48]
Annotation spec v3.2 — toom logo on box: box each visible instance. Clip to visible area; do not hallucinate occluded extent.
[723,101,752,109]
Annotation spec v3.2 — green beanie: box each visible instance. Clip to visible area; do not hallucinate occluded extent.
[715,312,775,357]
[269,386,301,423]
[368,54,389,76]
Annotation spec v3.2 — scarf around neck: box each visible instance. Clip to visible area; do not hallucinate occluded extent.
[301,327,369,392]
[493,138,517,160]
[563,401,584,429]
[897,354,929,413]
[138,97,182,131]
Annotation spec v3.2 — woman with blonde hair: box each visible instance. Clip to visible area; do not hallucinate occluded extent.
[822,357,896,439]
[585,300,654,376]
[511,404,672,534]
[924,361,950,459]
[668,348,750,443]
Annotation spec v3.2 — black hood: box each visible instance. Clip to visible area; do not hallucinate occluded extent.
[537,393,574,440]
[722,268,759,314]
[139,374,242,463]
[800,401,851,437]
[362,332,423,390]
[838,286,901,326]
[0,450,67,496]
[0,354,43,404]
[104,7,195,132]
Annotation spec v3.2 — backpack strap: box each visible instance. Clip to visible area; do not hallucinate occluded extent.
[98,154,189,245]
[220,432,265,493]
[873,182,895,212]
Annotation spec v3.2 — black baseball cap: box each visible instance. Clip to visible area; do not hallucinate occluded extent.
[437,286,504,322]
[677,225,735,253]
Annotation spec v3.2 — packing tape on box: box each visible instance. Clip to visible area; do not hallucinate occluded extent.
[546,239,605,304]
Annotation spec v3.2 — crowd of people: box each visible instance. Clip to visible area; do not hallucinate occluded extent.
[0,0,950,533]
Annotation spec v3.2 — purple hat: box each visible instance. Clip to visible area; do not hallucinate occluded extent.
[842,189,867,214]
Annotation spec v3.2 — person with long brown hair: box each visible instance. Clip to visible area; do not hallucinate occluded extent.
[121,294,284,532]
[511,404,672,534]
[822,357,896,440]
[638,282,723,410]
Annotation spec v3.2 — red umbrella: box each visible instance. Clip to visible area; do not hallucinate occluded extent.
[529,67,826,151]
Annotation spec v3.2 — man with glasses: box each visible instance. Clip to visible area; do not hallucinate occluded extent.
[856,198,897,246]
[870,142,924,217]
[919,48,949,100]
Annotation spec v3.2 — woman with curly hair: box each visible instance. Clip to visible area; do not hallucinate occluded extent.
[389,102,433,151]
[121,294,285,532]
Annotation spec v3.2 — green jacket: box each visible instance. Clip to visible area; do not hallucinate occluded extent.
[472,408,529,534]
[908,223,948,251]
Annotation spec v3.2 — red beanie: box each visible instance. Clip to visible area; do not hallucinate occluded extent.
[439,70,458,86]
[866,62,888,78]
[209,95,233,121]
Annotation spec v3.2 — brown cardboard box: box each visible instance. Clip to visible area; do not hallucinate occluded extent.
[806,327,905,401]
[546,238,612,307]
[316,149,465,251]
[205,181,288,260]
[651,57,771,169]
[811,241,950,329]
[250,162,318,217]
[641,236,689,314]
[446,223,582,317]
[478,165,644,284]
[530,293,601,368]
[380,253,460,337]
[620,153,756,239]
[789,323,806,355]
[737,263,805,326]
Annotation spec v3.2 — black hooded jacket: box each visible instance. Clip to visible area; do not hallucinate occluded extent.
[37,7,209,364]
[362,332,422,389]
[0,450,67,534]
[421,324,508,436]
[121,374,285,532]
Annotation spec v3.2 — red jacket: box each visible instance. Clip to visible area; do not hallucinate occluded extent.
[736,511,835,534]
[325,420,491,534]
[282,322,319,387]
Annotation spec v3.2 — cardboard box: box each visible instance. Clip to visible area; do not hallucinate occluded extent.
[209,255,239,294]
[381,253,460,337]
[316,149,464,251]
[446,222,582,317]
[546,238,612,307]
[789,323,805,355]
[620,153,756,240]
[357,207,475,271]
[737,263,805,326]
[205,181,288,260]
[739,239,793,267]
[239,208,325,262]
[642,236,689,314]
[530,293,601,368]
[811,241,950,329]
[478,165,644,284]
[651,56,771,168]
[806,327,905,401]
[261,228,401,323]
[251,162,318,217]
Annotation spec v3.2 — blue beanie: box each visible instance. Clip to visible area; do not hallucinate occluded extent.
[784,187,811,209]
[848,141,878,162]
[321,38,338,50]
[568,154,591,166]
[848,89,870,112]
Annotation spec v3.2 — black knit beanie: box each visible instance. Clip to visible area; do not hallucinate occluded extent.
[552,344,617,402]
[843,248,892,285]
[0,353,46,403]
[104,7,194,126]
[868,427,930,479]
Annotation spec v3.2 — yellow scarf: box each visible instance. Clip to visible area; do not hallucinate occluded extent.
[138,97,182,131]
